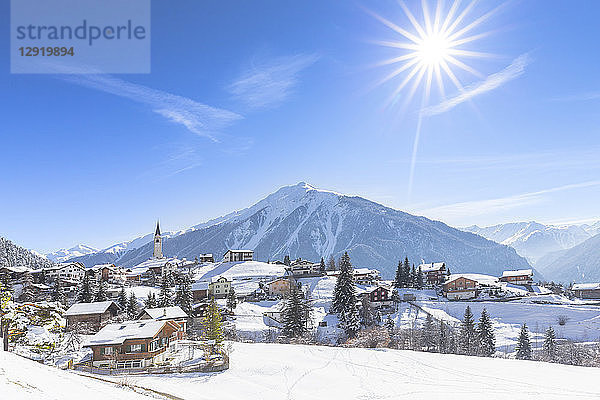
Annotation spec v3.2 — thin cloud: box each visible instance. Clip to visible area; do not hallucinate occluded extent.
[227,53,319,109]
[422,53,531,116]
[62,74,242,141]
[418,180,600,220]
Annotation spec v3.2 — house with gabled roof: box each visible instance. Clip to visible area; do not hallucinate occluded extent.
[223,249,254,262]
[418,262,448,286]
[83,319,179,369]
[499,269,533,285]
[64,301,120,331]
[137,306,189,339]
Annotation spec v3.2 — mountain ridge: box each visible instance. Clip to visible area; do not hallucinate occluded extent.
[66,182,533,279]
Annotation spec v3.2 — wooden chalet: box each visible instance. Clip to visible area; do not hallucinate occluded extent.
[64,301,120,331]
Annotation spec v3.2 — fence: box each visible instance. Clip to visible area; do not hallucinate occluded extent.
[74,356,229,375]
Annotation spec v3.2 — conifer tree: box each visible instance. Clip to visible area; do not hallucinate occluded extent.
[281,287,310,338]
[158,277,173,307]
[422,314,437,352]
[226,285,237,313]
[144,292,157,309]
[331,252,360,338]
[459,306,478,355]
[402,257,410,288]
[439,321,448,354]
[384,316,395,334]
[175,274,193,315]
[202,298,224,345]
[20,271,35,302]
[95,280,108,302]
[416,266,424,289]
[319,257,326,272]
[391,289,401,310]
[117,286,128,310]
[543,326,557,362]
[410,265,417,288]
[283,255,291,266]
[515,323,532,360]
[477,308,496,356]
[327,255,336,271]
[77,273,94,303]
[393,260,404,288]
[127,292,138,320]
[52,280,66,305]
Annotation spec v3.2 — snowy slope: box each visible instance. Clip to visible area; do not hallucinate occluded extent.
[104,342,600,400]
[45,244,98,263]
[88,182,531,279]
[463,222,591,264]
[0,351,150,400]
[0,237,54,269]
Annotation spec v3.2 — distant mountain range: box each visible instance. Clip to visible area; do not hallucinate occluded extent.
[45,244,99,263]
[462,222,596,264]
[60,182,532,280]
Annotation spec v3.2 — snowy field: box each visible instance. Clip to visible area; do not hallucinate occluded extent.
[97,342,600,400]
[0,351,149,400]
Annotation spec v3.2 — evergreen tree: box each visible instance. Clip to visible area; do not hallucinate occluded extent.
[416,266,424,289]
[117,286,128,310]
[401,257,410,288]
[39,269,47,285]
[175,274,193,315]
[477,308,496,356]
[319,257,326,273]
[515,323,532,360]
[331,252,360,338]
[52,280,66,305]
[20,271,35,302]
[283,255,291,266]
[94,280,108,302]
[281,287,310,338]
[409,265,417,288]
[391,289,401,311]
[439,321,448,354]
[459,306,478,355]
[77,273,94,303]
[393,260,405,288]
[226,285,237,313]
[202,298,224,345]
[543,326,557,362]
[127,292,138,320]
[158,277,173,307]
[422,314,437,352]
[327,255,336,271]
[384,317,395,335]
[144,292,157,309]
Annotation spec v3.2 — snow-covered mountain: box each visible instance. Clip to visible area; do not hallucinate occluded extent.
[536,233,600,283]
[462,222,592,264]
[70,182,532,279]
[0,237,55,269]
[45,244,98,263]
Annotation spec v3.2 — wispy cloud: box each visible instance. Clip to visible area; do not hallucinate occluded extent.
[422,53,531,116]
[62,74,242,141]
[418,180,600,220]
[227,53,319,109]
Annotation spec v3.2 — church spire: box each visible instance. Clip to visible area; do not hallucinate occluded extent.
[155,220,161,236]
[153,220,163,259]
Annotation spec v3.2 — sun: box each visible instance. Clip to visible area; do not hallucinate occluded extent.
[369,0,503,107]
[416,33,452,68]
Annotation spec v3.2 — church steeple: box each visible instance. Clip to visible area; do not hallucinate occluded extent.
[153,220,163,259]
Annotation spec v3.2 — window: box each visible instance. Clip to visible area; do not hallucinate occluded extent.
[103,347,113,355]
[130,344,142,352]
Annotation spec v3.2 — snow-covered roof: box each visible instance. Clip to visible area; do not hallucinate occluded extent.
[140,306,188,320]
[64,301,118,316]
[418,262,445,272]
[192,281,209,291]
[0,265,31,273]
[83,320,170,346]
[445,273,498,286]
[354,268,379,276]
[501,269,533,278]
[224,249,253,255]
[130,257,182,270]
[90,263,116,271]
[572,283,600,291]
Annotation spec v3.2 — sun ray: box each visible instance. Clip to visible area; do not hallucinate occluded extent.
[376,57,422,87]
[446,49,498,59]
[448,30,495,47]
[439,58,465,92]
[373,53,420,67]
[439,0,462,34]
[421,0,433,35]
[373,40,420,50]
[387,63,425,106]
[433,0,443,33]
[433,62,446,99]
[365,10,422,44]
[398,1,427,39]
[443,0,476,38]
[447,2,508,42]
[444,55,484,78]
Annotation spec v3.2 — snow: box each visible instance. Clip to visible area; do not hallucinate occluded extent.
[84,320,168,346]
[0,351,149,400]
[99,342,600,400]
[501,269,533,278]
[572,283,600,291]
[64,301,118,316]
[141,306,188,320]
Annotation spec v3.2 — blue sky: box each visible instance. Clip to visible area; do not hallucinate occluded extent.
[2,0,600,253]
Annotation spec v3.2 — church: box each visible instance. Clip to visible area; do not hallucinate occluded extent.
[153,220,164,259]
